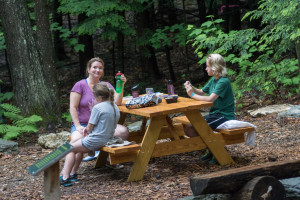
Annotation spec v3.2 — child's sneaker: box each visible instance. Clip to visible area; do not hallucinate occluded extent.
[105,163,124,170]
[200,150,213,161]
[82,151,100,162]
[60,177,72,187]
[209,156,218,165]
[69,174,78,182]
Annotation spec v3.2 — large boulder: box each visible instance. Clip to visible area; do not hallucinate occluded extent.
[38,131,70,149]
[0,139,19,155]
[278,105,300,118]
[280,177,300,199]
[248,104,293,117]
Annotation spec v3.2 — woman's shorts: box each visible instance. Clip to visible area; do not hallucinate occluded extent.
[70,123,87,134]
[204,114,229,130]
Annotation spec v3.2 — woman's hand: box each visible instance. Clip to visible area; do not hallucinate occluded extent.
[121,74,127,85]
[76,125,85,134]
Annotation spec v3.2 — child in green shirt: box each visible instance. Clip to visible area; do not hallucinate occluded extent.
[184,53,235,164]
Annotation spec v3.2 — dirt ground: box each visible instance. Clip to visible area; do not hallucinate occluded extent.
[0,111,299,199]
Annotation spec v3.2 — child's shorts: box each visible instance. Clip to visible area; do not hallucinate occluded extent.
[81,135,110,151]
[204,114,229,130]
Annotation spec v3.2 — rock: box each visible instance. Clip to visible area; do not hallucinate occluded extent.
[278,105,300,118]
[280,177,300,199]
[248,104,293,117]
[38,131,70,149]
[127,120,150,132]
[182,177,300,200]
[0,139,19,155]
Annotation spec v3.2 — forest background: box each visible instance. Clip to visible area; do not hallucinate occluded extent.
[0,0,299,140]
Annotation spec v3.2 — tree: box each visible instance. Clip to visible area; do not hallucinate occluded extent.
[52,0,67,61]
[244,0,300,68]
[78,14,94,78]
[136,2,161,81]
[0,0,61,127]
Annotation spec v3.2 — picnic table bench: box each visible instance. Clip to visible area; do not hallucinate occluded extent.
[173,115,255,136]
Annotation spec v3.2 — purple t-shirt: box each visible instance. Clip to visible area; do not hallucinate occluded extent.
[71,79,115,124]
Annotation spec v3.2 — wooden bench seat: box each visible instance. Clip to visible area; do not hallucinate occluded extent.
[100,144,141,154]
[173,115,255,135]
[95,144,141,167]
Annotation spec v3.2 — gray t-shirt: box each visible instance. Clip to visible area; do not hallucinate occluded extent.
[82,101,120,151]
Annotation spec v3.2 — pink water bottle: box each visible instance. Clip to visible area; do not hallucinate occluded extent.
[167,80,175,96]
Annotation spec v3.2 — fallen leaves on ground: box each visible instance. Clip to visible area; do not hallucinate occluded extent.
[0,113,299,199]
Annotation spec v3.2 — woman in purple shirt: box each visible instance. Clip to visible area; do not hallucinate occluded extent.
[69,57,129,170]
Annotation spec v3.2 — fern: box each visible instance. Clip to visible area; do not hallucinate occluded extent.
[15,115,43,127]
[1,103,20,114]
[0,103,42,140]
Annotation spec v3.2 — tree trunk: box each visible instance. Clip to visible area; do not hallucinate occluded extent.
[52,0,67,61]
[197,0,206,25]
[0,0,61,127]
[165,46,176,82]
[116,32,125,73]
[112,41,116,86]
[136,2,161,81]
[78,14,94,79]
[295,39,300,74]
[190,159,300,196]
[158,0,177,82]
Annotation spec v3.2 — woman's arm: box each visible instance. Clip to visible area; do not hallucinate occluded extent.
[70,92,85,133]
[114,74,127,105]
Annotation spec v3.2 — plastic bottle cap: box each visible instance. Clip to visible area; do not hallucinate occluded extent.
[116,71,123,76]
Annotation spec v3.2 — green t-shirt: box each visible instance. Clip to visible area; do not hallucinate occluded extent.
[202,77,235,120]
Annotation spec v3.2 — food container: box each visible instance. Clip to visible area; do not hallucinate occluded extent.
[164,95,178,104]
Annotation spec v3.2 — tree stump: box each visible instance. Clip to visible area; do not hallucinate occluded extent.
[232,176,285,200]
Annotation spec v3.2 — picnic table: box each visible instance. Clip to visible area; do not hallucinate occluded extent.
[96,95,236,181]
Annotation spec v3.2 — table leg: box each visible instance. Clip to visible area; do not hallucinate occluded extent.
[140,117,148,134]
[184,110,234,165]
[118,112,127,124]
[127,115,165,181]
[94,151,108,168]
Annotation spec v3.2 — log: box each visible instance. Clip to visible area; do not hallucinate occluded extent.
[232,176,285,200]
[190,159,300,196]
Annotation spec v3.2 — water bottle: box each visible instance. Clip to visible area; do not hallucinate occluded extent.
[116,71,123,93]
[167,80,175,96]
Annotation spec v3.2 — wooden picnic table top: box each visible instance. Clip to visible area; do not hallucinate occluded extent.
[119,96,213,118]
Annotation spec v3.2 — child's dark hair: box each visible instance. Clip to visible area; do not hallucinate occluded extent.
[93,82,116,124]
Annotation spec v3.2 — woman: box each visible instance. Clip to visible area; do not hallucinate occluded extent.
[61,83,120,186]
[184,53,235,164]
[70,57,129,167]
